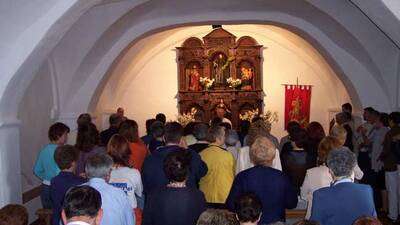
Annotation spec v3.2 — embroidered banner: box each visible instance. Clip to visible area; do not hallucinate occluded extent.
[284,85,312,129]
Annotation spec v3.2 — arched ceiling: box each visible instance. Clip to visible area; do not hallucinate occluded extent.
[92,24,349,114]
[1,0,400,122]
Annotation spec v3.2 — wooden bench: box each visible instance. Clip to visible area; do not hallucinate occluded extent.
[286,209,307,219]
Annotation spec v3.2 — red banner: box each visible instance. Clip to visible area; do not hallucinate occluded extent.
[284,85,312,129]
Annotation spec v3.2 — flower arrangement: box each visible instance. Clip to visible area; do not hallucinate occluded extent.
[260,110,279,125]
[226,77,242,89]
[199,77,215,91]
[177,108,197,126]
[239,109,260,122]
[239,108,279,125]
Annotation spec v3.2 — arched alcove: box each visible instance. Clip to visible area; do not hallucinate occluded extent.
[91,24,353,139]
[0,0,399,218]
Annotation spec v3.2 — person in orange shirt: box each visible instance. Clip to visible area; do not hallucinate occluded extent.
[119,119,149,172]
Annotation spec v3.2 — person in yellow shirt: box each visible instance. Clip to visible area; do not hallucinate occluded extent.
[199,125,235,207]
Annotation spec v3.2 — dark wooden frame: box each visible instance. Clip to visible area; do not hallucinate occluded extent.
[177,28,264,129]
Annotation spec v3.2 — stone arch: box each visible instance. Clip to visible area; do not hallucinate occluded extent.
[2,0,395,123]
[0,0,399,206]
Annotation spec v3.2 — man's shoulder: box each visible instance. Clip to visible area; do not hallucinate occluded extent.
[315,182,372,197]
[52,174,85,188]
[313,186,332,199]
[240,166,284,178]
[101,182,128,198]
[345,182,372,192]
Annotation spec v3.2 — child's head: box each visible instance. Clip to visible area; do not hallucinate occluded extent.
[234,193,262,224]
[0,204,28,225]
[48,122,70,145]
[55,145,79,171]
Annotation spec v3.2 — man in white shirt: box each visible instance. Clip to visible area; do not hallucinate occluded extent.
[85,154,135,225]
[61,185,103,225]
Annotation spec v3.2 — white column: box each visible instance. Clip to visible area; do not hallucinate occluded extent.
[0,119,22,207]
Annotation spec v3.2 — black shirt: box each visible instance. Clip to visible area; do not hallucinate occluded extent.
[281,142,313,195]
[100,127,119,146]
[143,187,206,225]
[188,143,209,154]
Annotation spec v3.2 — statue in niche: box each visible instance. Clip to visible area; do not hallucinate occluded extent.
[187,64,201,91]
[212,53,233,85]
[239,62,254,90]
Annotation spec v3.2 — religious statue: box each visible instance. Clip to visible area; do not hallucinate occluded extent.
[240,66,253,90]
[289,97,307,126]
[215,99,232,126]
[187,65,200,91]
[213,53,233,85]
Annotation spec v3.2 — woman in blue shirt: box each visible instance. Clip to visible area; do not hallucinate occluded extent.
[33,122,69,209]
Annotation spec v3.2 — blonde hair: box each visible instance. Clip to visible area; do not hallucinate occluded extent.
[329,125,347,146]
[250,136,276,166]
[317,136,342,165]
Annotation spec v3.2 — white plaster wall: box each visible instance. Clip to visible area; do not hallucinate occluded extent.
[95,25,351,139]
[0,124,22,206]
[18,62,54,192]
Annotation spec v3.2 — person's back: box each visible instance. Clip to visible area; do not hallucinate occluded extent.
[34,122,70,209]
[75,122,105,176]
[143,150,206,225]
[145,187,205,225]
[300,165,331,219]
[85,154,134,225]
[109,167,142,208]
[189,122,210,154]
[227,166,297,224]
[141,118,157,146]
[100,113,122,146]
[119,119,149,171]
[147,121,165,153]
[281,128,312,194]
[51,172,85,225]
[34,143,60,184]
[142,145,206,193]
[188,142,209,153]
[311,182,376,225]
[142,122,207,194]
[281,146,309,195]
[88,178,134,225]
[129,141,148,171]
[310,147,376,225]
[148,138,164,153]
[226,137,297,224]
[199,145,235,204]
[50,145,86,225]
[100,127,119,146]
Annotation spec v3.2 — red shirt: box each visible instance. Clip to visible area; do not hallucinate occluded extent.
[129,141,149,172]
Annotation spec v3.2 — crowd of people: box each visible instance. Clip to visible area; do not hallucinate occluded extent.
[2,103,400,225]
